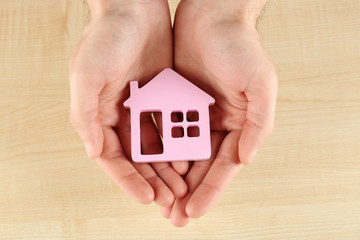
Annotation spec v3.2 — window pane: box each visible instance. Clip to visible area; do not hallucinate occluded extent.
[186,111,199,122]
[171,111,183,122]
[187,126,200,137]
[172,126,184,138]
[140,111,163,155]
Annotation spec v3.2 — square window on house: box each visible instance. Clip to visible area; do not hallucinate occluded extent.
[187,126,200,137]
[172,126,184,138]
[186,111,199,122]
[171,111,183,122]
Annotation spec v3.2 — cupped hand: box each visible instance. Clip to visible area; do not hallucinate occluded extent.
[69,1,187,207]
[164,1,278,226]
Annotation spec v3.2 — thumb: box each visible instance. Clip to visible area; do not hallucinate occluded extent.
[239,77,277,165]
[69,72,104,158]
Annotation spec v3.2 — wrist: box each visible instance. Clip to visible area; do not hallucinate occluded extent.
[87,0,168,20]
[86,0,124,18]
[181,0,267,26]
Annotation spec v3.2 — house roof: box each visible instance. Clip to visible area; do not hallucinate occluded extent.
[123,68,215,109]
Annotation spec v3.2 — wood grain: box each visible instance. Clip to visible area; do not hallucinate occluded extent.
[0,0,359,239]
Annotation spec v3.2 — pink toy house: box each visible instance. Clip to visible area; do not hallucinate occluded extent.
[123,68,215,163]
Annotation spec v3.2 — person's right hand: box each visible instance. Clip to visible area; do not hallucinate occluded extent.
[69,0,187,207]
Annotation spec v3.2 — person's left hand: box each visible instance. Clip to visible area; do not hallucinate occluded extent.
[162,1,278,227]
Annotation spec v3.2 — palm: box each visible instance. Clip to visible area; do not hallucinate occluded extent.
[71,15,171,127]
[175,13,276,132]
[163,2,277,226]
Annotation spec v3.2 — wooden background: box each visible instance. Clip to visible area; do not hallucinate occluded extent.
[1,0,359,239]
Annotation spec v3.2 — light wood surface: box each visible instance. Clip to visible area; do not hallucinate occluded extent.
[1,0,359,239]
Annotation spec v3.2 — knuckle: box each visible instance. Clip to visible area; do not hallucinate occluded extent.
[71,104,98,123]
[82,107,98,122]
[69,108,97,130]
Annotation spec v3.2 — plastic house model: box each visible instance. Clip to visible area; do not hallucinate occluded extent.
[123,68,215,163]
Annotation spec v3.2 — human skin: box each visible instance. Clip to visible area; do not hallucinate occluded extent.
[160,0,278,227]
[69,0,277,227]
[69,0,188,207]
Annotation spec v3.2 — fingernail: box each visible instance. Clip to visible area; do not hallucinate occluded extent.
[84,143,92,158]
